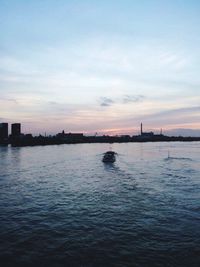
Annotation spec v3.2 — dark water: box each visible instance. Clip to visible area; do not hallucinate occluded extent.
[0,142,200,267]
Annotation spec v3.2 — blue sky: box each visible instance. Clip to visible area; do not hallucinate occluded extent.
[1,0,200,135]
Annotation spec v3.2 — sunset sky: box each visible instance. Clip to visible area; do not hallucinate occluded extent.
[1,0,200,136]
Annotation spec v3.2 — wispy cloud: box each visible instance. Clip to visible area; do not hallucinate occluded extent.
[146,106,200,119]
[0,97,18,104]
[122,95,145,104]
[99,97,115,107]
[99,94,145,107]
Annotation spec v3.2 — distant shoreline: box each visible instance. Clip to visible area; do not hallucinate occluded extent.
[2,123,200,147]
[1,135,200,147]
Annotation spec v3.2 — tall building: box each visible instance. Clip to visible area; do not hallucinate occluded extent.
[11,123,21,137]
[0,123,8,140]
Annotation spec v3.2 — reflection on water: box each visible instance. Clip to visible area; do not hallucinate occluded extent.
[0,142,200,266]
[164,156,193,161]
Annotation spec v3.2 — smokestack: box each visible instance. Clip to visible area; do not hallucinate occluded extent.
[141,123,143,135]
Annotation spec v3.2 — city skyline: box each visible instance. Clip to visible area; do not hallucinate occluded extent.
[1,120,200,138]
[1,0,200,136]
[2,121,200,148]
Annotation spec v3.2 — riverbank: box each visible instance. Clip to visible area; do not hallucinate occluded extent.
[1,134,200,147]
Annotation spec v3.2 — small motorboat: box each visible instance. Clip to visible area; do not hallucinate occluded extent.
[102,151,117,163]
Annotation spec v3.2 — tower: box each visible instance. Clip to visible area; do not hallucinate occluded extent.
[140,123,143,135]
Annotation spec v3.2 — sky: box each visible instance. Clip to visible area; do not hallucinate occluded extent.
[1,0,200,136]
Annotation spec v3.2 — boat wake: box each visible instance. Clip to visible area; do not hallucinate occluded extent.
[164,156,193,161]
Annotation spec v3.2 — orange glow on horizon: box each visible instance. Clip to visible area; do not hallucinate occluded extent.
[84,123,200,136]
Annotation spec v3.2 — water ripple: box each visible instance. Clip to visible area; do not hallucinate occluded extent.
[0,142,200,266]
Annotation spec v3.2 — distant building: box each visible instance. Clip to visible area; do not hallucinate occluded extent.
[119,135,131,138]
[140,123,154,137]
[56,131,84,142]
[0,123,8,141]
[11,123,21,137]
[65,133,84,138]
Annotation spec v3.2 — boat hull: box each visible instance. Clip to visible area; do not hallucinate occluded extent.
[102,151,116,163]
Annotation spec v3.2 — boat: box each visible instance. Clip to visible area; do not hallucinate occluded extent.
[102,151,116,163]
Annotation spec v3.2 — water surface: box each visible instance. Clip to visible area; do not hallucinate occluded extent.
[0,142,200,266]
